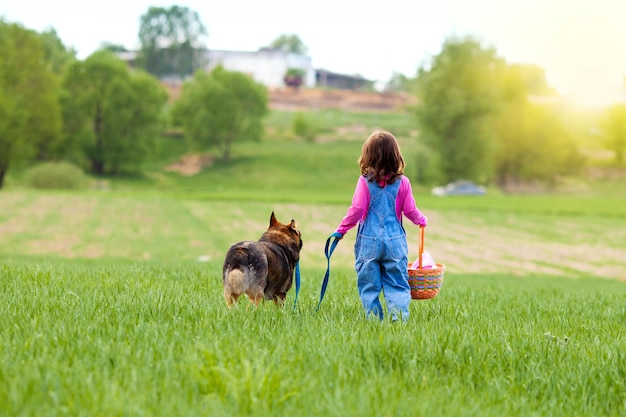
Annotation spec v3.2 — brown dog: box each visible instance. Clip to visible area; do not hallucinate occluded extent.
[222,212,303,307]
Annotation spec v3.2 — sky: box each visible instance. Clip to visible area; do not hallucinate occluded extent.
[2,0,626,107]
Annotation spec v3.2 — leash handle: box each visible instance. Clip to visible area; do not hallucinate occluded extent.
[292,261,301,310]
[316,232,342,311]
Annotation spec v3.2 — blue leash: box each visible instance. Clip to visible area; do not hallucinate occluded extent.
[316,232,342,311]
[292,261,301,310]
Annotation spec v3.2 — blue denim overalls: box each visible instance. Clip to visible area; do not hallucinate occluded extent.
[354,176,410,321]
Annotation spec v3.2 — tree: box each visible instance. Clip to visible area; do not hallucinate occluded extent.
[601,104,626,165]
[100,42,129,53]
[505,64,556,98]
[61,50,168,175]
[386,72,413,93]
[270,34,308,55]
[0,21,63,188]
[492,100,582,189]
[35,28,77,161]
[491,64,582,189]
[39,28,76,75]
[172,65,269,161]
[414,36,505,183]
[137,5,208,78]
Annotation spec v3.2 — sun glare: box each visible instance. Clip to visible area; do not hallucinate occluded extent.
[546,69,626,109]
[486,0,626,109]
[566,83,626,109]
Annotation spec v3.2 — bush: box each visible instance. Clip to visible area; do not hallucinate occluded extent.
[293,112,317,142]
[25,162,89,190]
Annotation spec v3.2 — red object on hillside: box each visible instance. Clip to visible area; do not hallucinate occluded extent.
[284,75,303,88]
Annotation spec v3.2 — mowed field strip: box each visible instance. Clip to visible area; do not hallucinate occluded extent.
[1,191,625,281]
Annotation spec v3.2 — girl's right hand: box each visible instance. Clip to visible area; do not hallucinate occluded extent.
[419,216,428,227]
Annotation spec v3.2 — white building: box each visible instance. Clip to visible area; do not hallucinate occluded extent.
[204,48,315,88]
[117,48,372,90]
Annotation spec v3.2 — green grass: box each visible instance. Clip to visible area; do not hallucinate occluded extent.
[2,108,626,416]
[265,109,416,139]
[114,137,418,204]
[1,189,625,416]
[1,191,625,274]
[1,261,625,417]
[420,193,626,218]
[69,133,626,212]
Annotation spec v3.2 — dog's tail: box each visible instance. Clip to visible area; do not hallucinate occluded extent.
[224,265,264,307]
[224,267,247,291]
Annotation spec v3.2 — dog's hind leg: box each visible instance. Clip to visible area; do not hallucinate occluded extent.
[247,289,264,306]
[223,269,247,308]
[224,288,240,308]
[272,292,288,306]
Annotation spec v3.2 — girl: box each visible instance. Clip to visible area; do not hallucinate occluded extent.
[334,130,427,322]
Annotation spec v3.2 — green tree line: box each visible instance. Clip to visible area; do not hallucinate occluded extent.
[1,13,625,191]
[0,14,268,188]
[414,36,626,188]
[417,36,573,188]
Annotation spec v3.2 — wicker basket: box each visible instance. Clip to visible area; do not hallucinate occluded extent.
[408,228,445,300]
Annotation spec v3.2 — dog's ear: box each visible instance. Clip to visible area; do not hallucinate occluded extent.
[269,211,278,226]
[289,220,300,236]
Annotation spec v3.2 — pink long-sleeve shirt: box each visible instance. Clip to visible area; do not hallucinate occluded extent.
[335,175,427,235]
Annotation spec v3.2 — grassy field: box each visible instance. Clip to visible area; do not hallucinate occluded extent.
[1,260,625,416]
[1,111,626,416]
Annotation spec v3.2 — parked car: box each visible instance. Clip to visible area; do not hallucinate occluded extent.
[431,180,486,196]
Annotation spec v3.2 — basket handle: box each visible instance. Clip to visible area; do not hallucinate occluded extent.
[419,226,427,268]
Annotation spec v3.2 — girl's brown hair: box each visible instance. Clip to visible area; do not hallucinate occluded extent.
[358,130,405,185]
